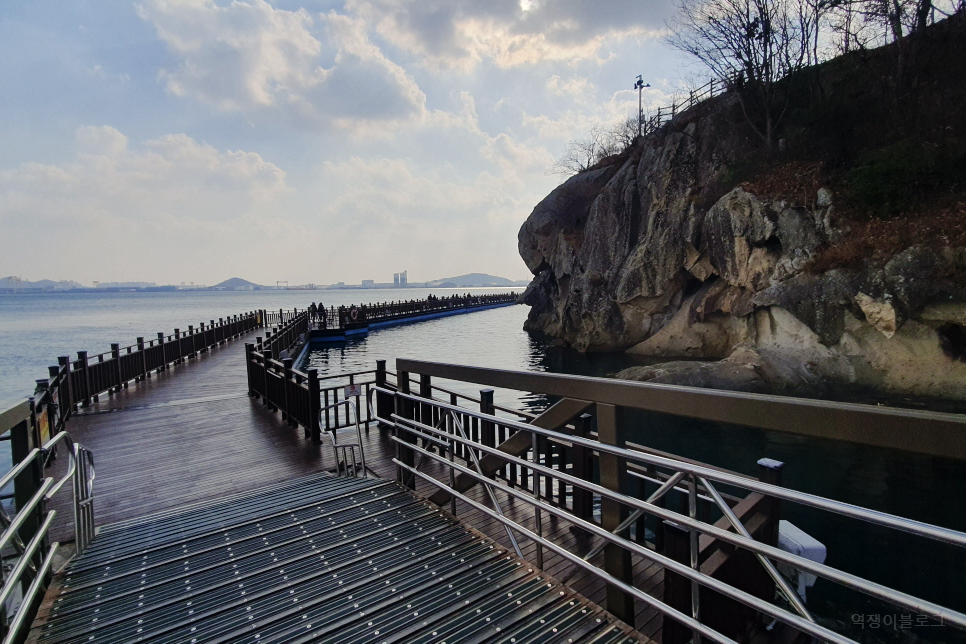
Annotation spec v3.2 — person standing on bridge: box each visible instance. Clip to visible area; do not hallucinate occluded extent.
[309,302,317,325]
[319,302,327,329]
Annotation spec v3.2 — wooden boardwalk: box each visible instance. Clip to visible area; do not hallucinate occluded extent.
[45,330,664,641]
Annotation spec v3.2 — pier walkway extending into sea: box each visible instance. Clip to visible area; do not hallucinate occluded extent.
[2,296,965,644]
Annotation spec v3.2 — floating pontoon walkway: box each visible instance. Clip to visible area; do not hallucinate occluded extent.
[33,473,641,644]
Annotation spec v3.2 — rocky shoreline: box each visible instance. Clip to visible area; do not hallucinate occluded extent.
[519,108,966,400]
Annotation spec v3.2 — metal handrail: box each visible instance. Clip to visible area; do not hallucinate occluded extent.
[393,411,524,559]
[392,432,921,644]
[319,400,367,478]
[383,387,966,548]
[0,429,95,644]
[377,388,966,638]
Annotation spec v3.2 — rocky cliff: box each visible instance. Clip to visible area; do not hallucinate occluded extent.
[519,48,966,398]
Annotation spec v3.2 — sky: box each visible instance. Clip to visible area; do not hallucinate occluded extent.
[0,0,694,287]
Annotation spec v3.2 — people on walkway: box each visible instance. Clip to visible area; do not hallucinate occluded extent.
[319,303,328,329]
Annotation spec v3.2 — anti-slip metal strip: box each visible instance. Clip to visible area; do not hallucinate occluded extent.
[39,472,639,644]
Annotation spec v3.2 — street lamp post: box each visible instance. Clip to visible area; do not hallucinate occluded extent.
[634,75,650,137]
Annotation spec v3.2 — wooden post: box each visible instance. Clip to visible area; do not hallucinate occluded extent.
[173,329,181,363]
[157,333,166,371]
[307,369,321,443]
[110,344,122,393]
[662,522,693,644]
[375,360,391,428]
[263,350,274,410]
[137,337,148,380]
[283,358,294,425]
[245,343,255,397]
[12,403,44,587]
[78,351,91,408]
[571,413,594,530]
[479,389,495,451]
[58,356,74,411]
[419,374,432,428]
[597,403,634,625]
[396,370,415,489]
[47,366,60,435]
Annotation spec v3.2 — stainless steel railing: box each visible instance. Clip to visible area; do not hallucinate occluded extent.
[320,400,368,478]
[0,430,95,644]
[376,385,966,644]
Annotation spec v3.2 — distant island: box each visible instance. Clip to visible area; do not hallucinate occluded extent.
[1,273,530,294]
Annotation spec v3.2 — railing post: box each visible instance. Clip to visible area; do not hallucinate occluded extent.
[375,360,391,428]
[263,350,274,410]
[396,370,415,489]
[419,374,432,427]
[78,351,91,408]
[245,343,256,397]
[46,366,60,435]
[571,413,594,531]
[663,522,693,644]
[199,322,207,354]
[137,337,148,380]
[479,389,495,452]
[13,400,44,585]
[157,333,166,371]
[308,369,321,444]
[188,325,196,358]
[173,329,181,363]
[597,403,634,626]
[282,358,294,425]
[58,356,74,411]
[111,343,123,392]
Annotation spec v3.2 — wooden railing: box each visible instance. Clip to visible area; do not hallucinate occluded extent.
[339,292,519,326]
[261,310,310,357]
[640,75,738,137]
[36,311,262,419]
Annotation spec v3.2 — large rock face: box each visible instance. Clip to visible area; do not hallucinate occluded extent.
[518,104,966,399]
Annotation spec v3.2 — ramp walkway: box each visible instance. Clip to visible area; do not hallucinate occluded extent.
[32,473,640,644]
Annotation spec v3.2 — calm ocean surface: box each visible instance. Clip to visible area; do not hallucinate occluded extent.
[1,288,964,638]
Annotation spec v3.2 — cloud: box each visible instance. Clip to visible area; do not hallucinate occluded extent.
[0,126,288,282]
[137,0,426,130]
[347,0,672,69]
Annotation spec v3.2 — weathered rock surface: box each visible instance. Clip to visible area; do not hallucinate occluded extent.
[519,104,966,399]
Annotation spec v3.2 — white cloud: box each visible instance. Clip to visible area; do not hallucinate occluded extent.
[347,0,671,70]
[0,126,287,282]
[137,0,426,131]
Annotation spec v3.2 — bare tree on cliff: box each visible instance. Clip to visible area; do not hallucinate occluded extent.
[667,0,812,147]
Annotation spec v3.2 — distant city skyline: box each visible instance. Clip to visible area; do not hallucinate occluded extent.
[1,271,529,291]
[0,1,690,285]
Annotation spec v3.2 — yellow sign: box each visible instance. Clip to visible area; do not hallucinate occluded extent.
[38,408,50,443]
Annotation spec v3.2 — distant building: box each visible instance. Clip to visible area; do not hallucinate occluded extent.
[362,280,375,288]
[96,281,157,289]
[337,282,345,287]
[400,270,407,286]
[393,273,400,286]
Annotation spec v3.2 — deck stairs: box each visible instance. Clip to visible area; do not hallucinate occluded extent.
[30,472,644,644]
